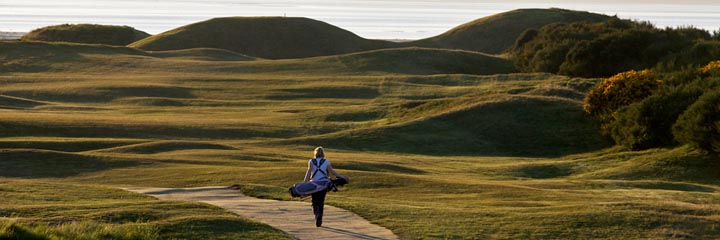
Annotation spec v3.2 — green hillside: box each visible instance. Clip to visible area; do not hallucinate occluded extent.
[129,17,399,59]
[412,8,610,54]
[21,24,150,46]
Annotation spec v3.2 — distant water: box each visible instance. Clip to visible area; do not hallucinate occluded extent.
[2,0,719,40]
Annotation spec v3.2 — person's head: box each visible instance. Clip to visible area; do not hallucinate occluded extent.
[314,146,324,159]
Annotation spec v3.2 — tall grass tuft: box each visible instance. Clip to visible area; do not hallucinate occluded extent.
[0,219,159,240]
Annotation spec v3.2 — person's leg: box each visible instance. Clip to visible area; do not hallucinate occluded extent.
[311,192,320,218]
[311,190,327,227]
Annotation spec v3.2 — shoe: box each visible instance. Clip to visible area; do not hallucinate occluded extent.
[315,216,322,227]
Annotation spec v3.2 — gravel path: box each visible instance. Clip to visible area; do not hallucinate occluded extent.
[125,186,398,240]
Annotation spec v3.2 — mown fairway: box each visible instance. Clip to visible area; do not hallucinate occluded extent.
[1,41,720,239]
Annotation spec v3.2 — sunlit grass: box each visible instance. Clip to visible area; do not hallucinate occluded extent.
[1,41,719,239]
[0,180,292,239]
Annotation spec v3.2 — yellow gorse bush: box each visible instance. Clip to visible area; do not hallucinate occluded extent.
[583,69,662,131]
[700,60,720,74]
[600,69,661,96]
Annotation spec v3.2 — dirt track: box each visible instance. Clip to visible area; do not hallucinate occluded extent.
[125,186,398,240]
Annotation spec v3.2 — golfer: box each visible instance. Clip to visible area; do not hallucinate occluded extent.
[303,146,346,227]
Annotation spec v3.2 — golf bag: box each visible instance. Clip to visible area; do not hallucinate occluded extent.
[289,177,349,198]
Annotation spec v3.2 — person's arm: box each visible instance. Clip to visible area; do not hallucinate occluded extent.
[303,161,312,182]
[326,163,345,179]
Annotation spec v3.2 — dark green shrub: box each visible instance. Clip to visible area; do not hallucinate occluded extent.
[610,86,704,150]
[661,66,703,86]
[510,20,620,73]
[559,29,654,77]
[658,40,720,71]
[512,28,539,50]
[509,17,715,78]
[673,90,720,154]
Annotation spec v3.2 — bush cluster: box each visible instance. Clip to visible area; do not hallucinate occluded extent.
[510,18,717,78]
[584,62,720,153]
[673,91,720,154]
[609,85,703,150]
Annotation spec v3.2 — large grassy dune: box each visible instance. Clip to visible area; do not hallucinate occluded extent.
[129,17,399,59]
[412,8,610,54]
[127,8,609,59]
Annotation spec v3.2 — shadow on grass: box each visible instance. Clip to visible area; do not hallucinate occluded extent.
[333,162,426,174]
[0,149,141,178]
[0,221,51,240]
[266,86,380,100]
[514,164,574,179]
[101,141,236,154]
[0,139,145,152]
[158,217,290,239]
[0,121,300,140]
[616,181,717,193]
[4,85,195,103]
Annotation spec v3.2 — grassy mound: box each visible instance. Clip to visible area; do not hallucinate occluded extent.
[0,149,139,178]
[573,146,720,182]
[0,41,257,73]
[0,138,144,152]
[5,84,194,103]
[0,41,148,72]
[2,41,517,76]
[335,47,515,75]
[412,8,610,54]
[100,140,236,154]
[148,48,256,61]
[21,24,150,46]
[300,95,610,157]
[129,17,399,59]
[0,94,46,109]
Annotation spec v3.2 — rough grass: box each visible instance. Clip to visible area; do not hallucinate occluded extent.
[0,180,292,239]
[1,38,719,239]
[0,220,159,240]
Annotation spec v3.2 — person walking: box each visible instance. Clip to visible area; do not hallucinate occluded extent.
[303,146,346,227]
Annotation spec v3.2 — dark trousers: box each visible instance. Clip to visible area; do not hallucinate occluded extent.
[311,189,327,219]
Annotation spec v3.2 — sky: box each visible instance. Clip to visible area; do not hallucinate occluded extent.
[2,0,719,40]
